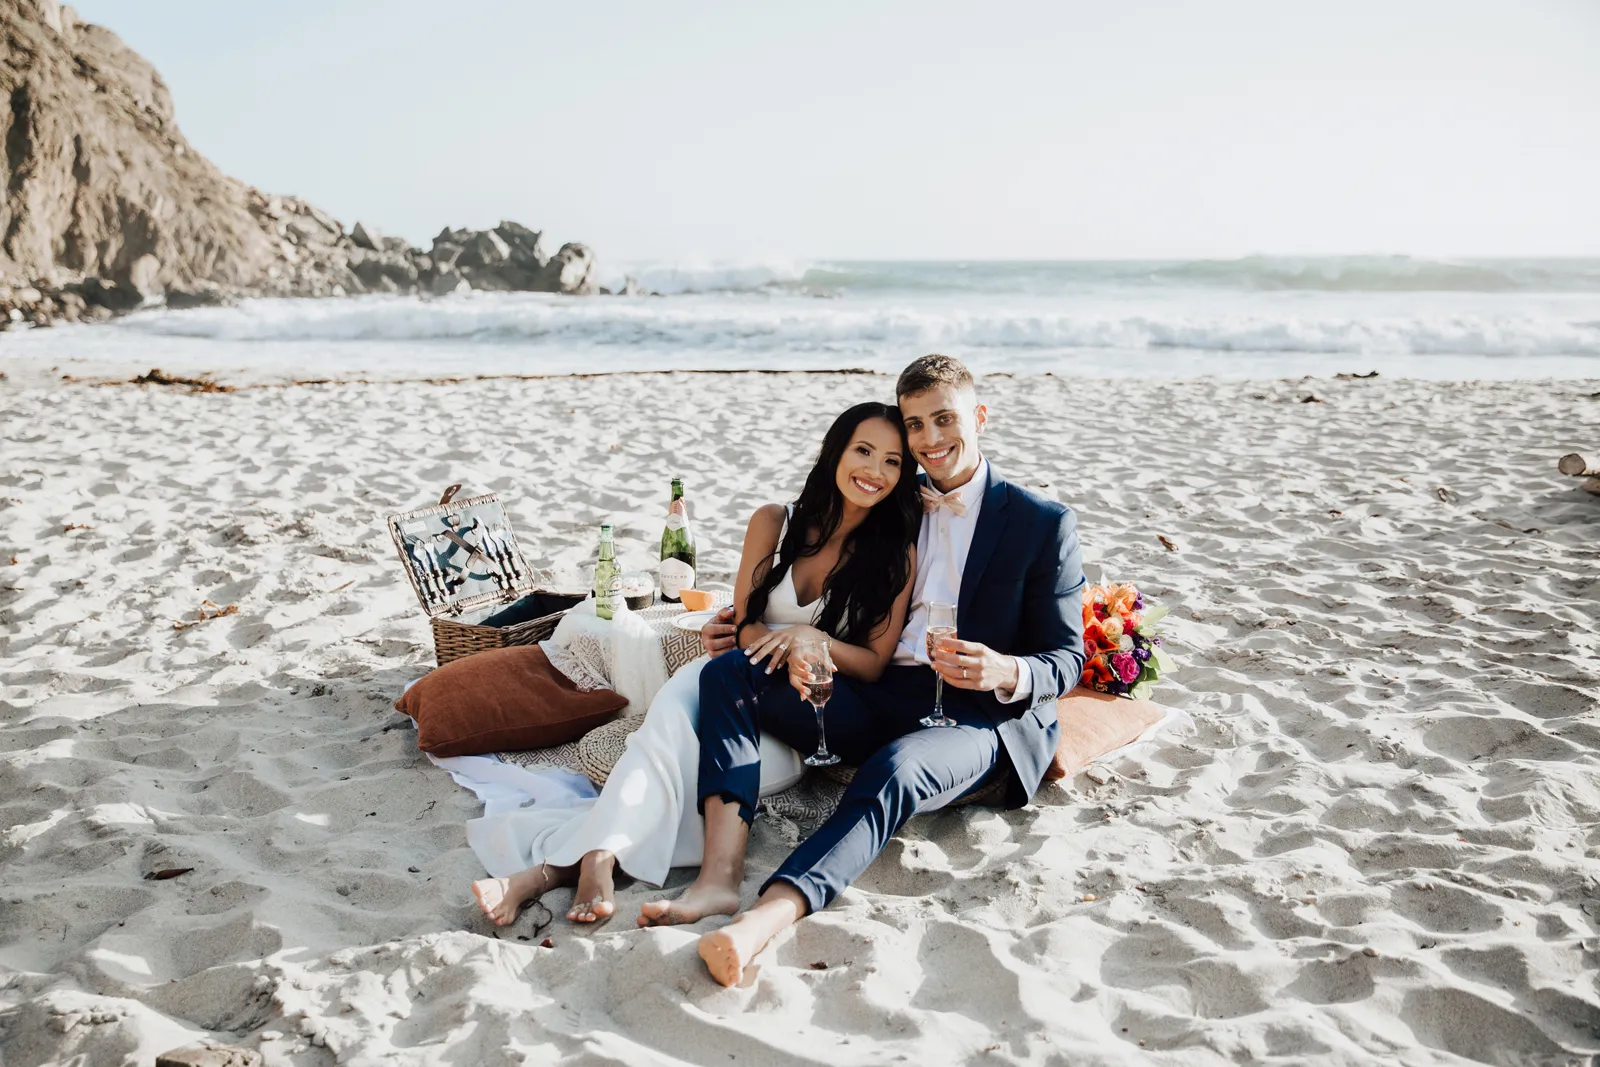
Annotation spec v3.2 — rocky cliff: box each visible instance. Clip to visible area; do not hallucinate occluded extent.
[0,0,597,326]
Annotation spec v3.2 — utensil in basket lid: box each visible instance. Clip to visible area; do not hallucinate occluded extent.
[387,485,539,619]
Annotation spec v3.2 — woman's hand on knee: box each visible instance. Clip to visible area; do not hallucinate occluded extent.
[744,628,794,674]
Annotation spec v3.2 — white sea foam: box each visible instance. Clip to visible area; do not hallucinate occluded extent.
[6,259,1599,381]
[91,292,1600,359]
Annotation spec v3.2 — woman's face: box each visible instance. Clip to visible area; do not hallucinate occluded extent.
[835,416,905,509]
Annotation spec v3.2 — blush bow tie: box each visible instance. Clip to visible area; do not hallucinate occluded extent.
[920,486,968,516]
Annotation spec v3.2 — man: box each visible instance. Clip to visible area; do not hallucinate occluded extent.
[641,354,1086,987]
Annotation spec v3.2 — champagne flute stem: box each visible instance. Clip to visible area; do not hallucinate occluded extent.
[934,675,944,719]
[813,704,829,759]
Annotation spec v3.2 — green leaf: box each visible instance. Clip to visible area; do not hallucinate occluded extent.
[1151,646,1175,673]
[1139,605,1170,630]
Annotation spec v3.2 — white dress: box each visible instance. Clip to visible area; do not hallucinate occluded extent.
[468,512,818,883]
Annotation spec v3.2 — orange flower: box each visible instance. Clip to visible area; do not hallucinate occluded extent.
[1083,656,1114,688]
[1107,584,1139,615]
[1083,619,1112,652]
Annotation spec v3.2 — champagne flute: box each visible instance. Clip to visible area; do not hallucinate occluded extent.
[921,602,958,728]
[793,635,840,767]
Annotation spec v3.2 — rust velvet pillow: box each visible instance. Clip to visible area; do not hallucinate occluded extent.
[1044,688,1165,781]
[395,644,628,757]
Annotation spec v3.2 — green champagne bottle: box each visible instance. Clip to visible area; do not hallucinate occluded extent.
[658,477,697,603]
[594,523,620,620]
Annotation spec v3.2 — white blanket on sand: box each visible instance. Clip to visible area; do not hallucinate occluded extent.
[427,752,597,819]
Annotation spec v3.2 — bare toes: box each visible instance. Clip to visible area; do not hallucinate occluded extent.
[568,898,609,923]
[698,930,744,987]
[472,879,513,926]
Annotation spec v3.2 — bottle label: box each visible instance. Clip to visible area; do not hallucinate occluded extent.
[596,576,622,617]
[665,513,686,532]
[659,557,694,598]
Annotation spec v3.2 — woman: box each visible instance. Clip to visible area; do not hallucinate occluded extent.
[471,401,921,926]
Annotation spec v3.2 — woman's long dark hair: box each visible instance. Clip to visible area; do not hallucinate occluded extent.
[739,402,920,646]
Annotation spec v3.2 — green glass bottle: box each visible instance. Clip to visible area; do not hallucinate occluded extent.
[658,477,697,603]
[594,523,620,620]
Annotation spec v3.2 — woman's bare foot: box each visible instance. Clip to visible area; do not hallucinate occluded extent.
[567,850,618,923]
[471,862,573,927]
[637,878,741,928]
[696,883,809,987]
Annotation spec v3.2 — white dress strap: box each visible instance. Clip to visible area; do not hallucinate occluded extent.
[773,505,792,566]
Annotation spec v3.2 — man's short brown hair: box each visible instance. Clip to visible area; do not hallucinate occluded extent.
[895,354,975,400]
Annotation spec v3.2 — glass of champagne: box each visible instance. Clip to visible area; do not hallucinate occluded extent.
[793,635,840,767]
[921,602,958,728]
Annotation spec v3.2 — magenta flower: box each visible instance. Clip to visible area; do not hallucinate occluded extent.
[1112,651,1139,683]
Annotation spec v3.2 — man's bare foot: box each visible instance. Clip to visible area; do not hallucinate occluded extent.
[567,850,617,923]
[471,862,572,927]
[697,918,771,987]
[696,883,810,987]
[637,879,741,928]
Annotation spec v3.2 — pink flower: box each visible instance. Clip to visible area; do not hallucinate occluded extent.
[1112,651,1139,683]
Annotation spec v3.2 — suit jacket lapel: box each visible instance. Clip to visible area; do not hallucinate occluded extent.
[958,465,1010,631]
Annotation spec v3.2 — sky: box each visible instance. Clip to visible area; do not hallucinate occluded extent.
[67,0,1600,263]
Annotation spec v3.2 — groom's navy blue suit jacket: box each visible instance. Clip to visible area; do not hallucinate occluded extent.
[934,466,1087,807]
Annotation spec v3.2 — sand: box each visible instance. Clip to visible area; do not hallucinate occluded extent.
[1,365,1597,1066]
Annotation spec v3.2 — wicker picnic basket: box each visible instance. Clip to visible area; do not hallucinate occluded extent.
[388,485,577,666]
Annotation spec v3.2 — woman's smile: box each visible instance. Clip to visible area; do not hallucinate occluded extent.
[834,416,904,509]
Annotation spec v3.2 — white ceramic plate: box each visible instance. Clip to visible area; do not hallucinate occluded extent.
[672,609,718,633]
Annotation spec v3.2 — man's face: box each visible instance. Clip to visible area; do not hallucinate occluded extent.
[898,384,986,490]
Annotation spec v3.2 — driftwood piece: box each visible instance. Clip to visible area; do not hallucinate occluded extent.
[1558,453,1597,477]
[1584,478,1600,497]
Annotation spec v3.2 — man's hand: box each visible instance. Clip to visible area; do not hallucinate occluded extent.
[700,606,737,658]
[931,637,1018,693]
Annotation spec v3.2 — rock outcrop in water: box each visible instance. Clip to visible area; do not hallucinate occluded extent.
[0,0,596,327]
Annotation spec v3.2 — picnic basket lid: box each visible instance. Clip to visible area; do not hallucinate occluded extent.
[387,485,541,619]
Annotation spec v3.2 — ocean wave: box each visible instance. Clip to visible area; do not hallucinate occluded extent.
[598,256,1600,296]
[598,259,812,294]
[111,293,1600,359]
[1147,255,1600,293]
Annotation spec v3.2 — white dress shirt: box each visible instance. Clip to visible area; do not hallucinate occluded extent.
[893,459,1032,704]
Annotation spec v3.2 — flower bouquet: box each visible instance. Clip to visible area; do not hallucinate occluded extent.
[1081,582,1171,699]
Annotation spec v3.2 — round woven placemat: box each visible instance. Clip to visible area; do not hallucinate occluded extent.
[578,715,645,788]
[820,762,856,786]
